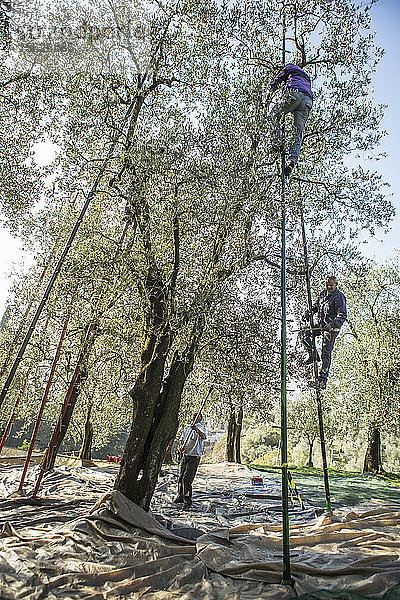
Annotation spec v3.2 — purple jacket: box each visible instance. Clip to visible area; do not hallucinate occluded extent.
[269,64,313,99]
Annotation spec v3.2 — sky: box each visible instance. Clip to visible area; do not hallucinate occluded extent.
[359,0,400,259]
[0,0,399,316]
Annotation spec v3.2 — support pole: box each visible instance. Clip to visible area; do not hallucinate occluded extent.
[181,384,214,450]
[280,0,292,586]
[280,149,291,585]
[0,193,80,380]
[18,309,71,491]
[31,222,132,495]
[299,200,332,512]
[0,99,138,412]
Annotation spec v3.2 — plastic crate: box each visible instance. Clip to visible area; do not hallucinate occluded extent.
[251,476,263,486]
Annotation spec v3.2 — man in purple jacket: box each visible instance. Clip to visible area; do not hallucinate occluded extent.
[269,64,313,176]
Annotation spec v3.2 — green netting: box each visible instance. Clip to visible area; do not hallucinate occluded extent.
[254,467,400,509]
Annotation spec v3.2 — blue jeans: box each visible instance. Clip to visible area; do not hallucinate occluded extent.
[301,328,339,381]
[270,89,312,164]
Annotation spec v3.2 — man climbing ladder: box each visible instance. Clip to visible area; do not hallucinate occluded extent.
[268,63,313,176]
[301,275,347,389]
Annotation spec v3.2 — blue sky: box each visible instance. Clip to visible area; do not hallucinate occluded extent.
[361,0,400,259]
[0,0,399,314]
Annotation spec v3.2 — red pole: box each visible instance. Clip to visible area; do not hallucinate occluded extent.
[0,385,25,453]
[0,193,81,379]
[31,223,132,496]
[19,311,71,491]
[32,321,97,496]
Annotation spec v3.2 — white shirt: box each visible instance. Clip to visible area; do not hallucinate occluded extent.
[180,423,207,457]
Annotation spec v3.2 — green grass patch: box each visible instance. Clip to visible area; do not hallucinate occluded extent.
[247,462,400,509]
[250,463,361,478]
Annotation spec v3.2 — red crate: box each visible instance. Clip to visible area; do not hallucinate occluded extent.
[107,455,121,463]
[251,476,263,486]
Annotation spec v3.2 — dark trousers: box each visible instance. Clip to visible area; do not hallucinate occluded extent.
[301,328,339,381]
[177,455,201,505]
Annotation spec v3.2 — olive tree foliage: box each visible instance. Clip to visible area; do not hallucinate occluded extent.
[287,388,337,467]
[111,0,393,508]
[0,58,44,225]
[284,0,392,233]
[188,273,284,461]
[0,0,170,450]
[198,275,280,394]
[279,0,392,324]
[241,425,280,464]
[327,262,400,473]
[0,205,141,454]
[0,0,393,506]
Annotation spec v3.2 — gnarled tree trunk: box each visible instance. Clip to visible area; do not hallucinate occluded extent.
[226,405,236,462]
[163,439,174,464]
[79,404,93,461]
[114,308,204,510]
[234,405,243,464]
[226,402,243,464]
[363,425,384,474]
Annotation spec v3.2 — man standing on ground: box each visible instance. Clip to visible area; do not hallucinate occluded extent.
[268,63,313,176]
[301,275,347,389]
[174,413,207,510]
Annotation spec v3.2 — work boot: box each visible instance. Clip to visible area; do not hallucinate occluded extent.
[173,497,184,504]
[284,160,295,177]
[310,378,326,390]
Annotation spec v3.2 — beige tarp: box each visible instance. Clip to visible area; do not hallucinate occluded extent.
[0,463,400,599]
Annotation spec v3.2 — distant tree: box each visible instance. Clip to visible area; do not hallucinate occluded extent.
[288,391,320,467]
[241,426,280,464]
[330,262,400,474]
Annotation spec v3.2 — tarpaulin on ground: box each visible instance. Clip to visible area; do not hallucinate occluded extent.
[0,462,400,598]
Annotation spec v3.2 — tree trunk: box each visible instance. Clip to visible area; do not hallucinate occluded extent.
[363,425,384,474]
[45,365,88,469]
[234,405,243,464]
[226,405,236,462]
[114,316,203,510]
[306,437,314,467]
[79,404,93,461]
[163,439,174,464]
[44,321,99,470]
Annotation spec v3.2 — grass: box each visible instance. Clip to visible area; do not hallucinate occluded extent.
[251,463,357,476]
[248,463,400,509]
[251,463,400,484]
